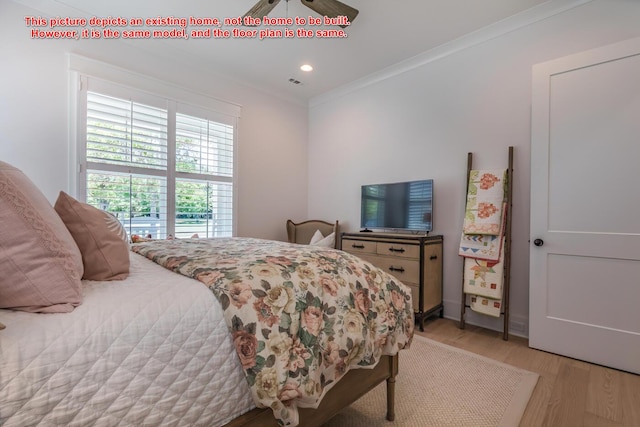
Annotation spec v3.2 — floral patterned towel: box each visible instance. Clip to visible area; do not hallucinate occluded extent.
[462,169,507,235]
[458,203,507,261]
[131,238,414,427]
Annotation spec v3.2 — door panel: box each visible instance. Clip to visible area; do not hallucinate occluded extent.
[547,255,640,332]
[547,53,640,235]
[530,37,640,374]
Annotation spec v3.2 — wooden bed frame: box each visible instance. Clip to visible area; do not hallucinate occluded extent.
[224,354,399,427]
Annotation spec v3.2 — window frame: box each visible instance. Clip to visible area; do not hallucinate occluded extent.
[72,67,239,238]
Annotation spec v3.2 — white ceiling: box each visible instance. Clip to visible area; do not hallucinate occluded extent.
[17,0,551,102]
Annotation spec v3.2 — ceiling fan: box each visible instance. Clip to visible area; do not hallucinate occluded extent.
[243,0,359,28]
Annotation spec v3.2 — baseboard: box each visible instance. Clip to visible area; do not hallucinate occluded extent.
[441,299,529,339]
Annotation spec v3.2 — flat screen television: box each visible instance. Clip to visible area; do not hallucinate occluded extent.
[361,179,433,233]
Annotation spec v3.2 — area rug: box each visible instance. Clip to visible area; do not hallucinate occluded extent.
[323,335,539,427]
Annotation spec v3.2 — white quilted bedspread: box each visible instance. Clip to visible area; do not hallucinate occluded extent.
[0,253,255,426]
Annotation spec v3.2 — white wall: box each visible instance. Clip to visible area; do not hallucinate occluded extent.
[308,0,640,336]
[0,0,308,241]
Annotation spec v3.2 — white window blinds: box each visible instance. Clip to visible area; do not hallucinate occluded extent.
[79,77,237,239]
[87,92,168,170]
[176,113,233,177]
[174,112,234,237]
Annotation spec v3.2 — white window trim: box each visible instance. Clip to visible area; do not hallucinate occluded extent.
[69,55,240,236]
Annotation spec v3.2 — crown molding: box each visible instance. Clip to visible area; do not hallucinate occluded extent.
[309,0,595,108]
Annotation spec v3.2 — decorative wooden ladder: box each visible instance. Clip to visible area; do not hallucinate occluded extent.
[459,146,513,340]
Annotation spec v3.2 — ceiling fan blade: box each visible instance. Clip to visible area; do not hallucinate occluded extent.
[300,0,359,26]
[243,0,282,22]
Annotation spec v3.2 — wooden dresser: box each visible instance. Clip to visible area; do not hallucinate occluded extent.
[341,232,443,331]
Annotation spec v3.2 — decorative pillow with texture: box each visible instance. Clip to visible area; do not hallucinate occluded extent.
[309,229,335,248]
[0,161,84,313]
[55,191,130,281]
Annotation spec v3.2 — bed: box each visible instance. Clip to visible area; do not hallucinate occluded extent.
[0,161,414,426]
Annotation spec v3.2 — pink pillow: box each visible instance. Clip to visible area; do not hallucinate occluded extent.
[55,191,130,281]
[0,161,84,313]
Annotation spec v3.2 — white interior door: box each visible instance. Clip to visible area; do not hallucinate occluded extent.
[530,37,640,374]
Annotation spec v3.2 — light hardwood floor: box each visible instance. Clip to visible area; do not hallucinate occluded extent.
[415,318,640,427]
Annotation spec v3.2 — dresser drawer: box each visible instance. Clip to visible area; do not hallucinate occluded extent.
[358,255,419,311]
[342,239,376,255]
[376,242,420,259]
[364,255,420,284]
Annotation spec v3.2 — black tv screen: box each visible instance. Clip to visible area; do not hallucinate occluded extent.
[361,179,433,232]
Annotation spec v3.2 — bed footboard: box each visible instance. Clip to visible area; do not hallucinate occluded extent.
[224,354,399,427]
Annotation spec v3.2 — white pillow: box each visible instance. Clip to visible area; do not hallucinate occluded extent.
[309,229,324,244]
[310,229,335,248]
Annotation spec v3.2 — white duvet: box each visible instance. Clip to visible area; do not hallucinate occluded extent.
[0,253,255,426]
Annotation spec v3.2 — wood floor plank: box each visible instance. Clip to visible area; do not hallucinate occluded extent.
[503,342,560,376]
[584,413,623,427]
[586,366,623,423]
[542,363,589,427]
[620,372,640,427]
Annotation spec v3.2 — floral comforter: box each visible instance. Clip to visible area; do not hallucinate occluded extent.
[131,238,414,426]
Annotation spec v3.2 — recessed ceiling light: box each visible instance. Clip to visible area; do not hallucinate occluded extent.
[300,64,313,72]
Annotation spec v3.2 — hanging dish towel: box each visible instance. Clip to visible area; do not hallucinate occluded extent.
[470,295,502,317]
[463,237,505,299]
[458,232,502,261]
[462,169,507,235]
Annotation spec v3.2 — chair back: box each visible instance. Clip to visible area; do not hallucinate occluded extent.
[286,219,339,248]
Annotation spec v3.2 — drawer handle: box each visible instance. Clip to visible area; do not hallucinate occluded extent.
[430,255,438,260]
[388,247,405,253]
[351,244,365,249]
[389,266,405,273]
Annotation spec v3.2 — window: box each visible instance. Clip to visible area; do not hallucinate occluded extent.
[406,180,433,230]
[361,184,386,227]
[78,77,236,239]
